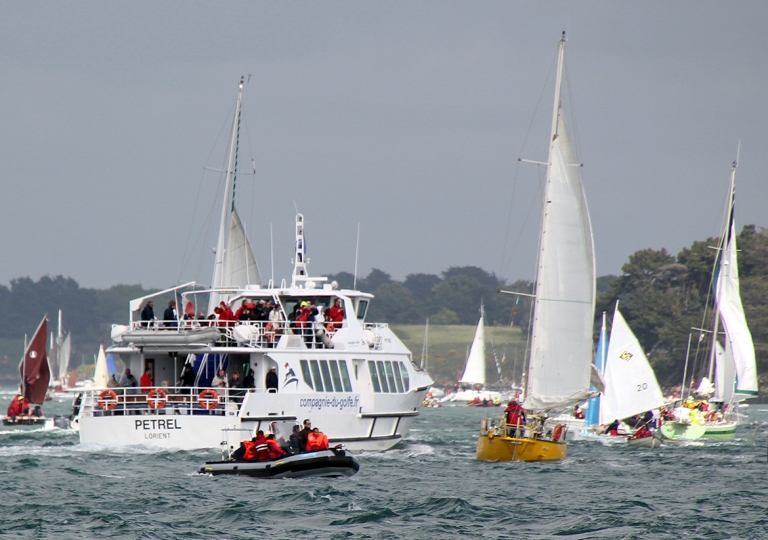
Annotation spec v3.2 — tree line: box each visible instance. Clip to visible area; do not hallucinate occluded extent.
[0,225,765,387]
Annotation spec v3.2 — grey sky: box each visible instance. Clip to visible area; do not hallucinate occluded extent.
[1,2,766,290]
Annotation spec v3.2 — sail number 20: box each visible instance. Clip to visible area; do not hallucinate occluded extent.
[636,383,648,392]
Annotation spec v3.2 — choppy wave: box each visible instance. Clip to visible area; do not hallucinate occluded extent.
[0,391,766,538]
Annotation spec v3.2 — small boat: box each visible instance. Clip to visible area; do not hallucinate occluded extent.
[199,448,360,479]
[626,435,662,449]
[3,316,50,426]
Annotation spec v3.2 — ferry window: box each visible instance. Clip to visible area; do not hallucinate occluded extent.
[392,362,405,393]
[356,300,368,320]
[368,361,381,393]
[300,360,314,390]
[309,360,323,393]
[399,362,410,391]
[338,361,353,392]
[376,361,390,393]
[319,361,334,392]
[384,362,399,393]
[328,360,343,392]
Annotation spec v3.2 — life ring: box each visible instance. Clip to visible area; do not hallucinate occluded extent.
[147,388,167,409]
[198,389,220,410]
[552,424,564,442]
[265,322,275,342]
[98,389,118,410]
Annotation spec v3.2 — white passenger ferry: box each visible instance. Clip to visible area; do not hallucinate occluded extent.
[73,78,432,451]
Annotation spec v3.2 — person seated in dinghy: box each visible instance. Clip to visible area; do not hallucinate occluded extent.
[265,434,287,459]
[606,419,621,436]
[573,405,585,419]
[631,424,653,439]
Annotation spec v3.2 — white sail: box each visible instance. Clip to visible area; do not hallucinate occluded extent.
[459,309,485,386]
[58,332,72,380]
[601,309,664,422]
[716,219,758,400]
[224,208,261,288]
[524,105,596,410]
[93,345,109,388]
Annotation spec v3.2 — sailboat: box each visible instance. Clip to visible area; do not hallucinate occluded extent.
[3,316,49,426]
[666,157,757,440]
[581,306,665,447]
[445,305,501,405]
[477,32,596,462]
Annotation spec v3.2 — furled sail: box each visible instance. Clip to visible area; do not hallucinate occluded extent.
[601,309,664,422]
[58,332,72,380]
[524,107,596,411]
[459,307,486,386]
[224,208,261,288]
[19,317,49,405]
[715,219,758,400]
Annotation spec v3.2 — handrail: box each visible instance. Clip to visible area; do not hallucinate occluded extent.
[79,386,245,417]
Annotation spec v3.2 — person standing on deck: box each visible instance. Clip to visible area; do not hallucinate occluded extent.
[139,367,152,393]
[140,301,155,328]
[265,367,278,392]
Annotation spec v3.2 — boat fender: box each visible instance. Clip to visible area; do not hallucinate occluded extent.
[110,325,129,343]
[198,389,220,410]
[552,424,564,442]
[98,390,118,410]
[147,388,167,409]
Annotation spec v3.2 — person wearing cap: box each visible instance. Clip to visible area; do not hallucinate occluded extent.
[265,366,279,392]
[6,394,27,418]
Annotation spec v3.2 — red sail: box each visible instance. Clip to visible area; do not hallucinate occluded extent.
[18,317,50,405]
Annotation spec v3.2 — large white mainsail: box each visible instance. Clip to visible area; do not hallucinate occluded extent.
[459,307,486,386]
[601,308,664,423]
[523,34,596,411]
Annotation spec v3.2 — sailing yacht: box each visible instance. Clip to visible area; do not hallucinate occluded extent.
[663,157,757,440]
[73,77,432,450]
[581,306,665,446]
[477,32,596,462]
[3,316,50,426]
[445,305,501,405]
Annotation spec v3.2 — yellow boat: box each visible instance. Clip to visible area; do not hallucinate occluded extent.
[476,417,567,462]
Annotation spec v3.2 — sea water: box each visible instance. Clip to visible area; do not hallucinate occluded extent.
[1,388,766,539]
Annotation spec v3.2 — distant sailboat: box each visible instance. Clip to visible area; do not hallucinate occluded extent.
[93,345,109,388]
[3,316,49,425]
[449,305,501,405]
[477,32,596,462]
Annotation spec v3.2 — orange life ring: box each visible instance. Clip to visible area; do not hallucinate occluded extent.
[552,424,564,442]
[98,389,118,410]
[265,322,275,342]
[147,388,167,409]
[198,389,220,410]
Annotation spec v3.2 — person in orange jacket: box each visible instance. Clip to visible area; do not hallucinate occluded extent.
[306,427,329,451]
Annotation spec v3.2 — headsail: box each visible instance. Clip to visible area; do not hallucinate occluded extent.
[524,34,596,411]
[601,309,664,422]
[584,312,608,426]
[715,218,758,399]
[224,208,261,289]
[93,345,109,388]
[459,306,486,386]
[19,316,49,405]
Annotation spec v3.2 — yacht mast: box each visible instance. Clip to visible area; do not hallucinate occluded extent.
[210,77,245,309]
[526,31,566,397]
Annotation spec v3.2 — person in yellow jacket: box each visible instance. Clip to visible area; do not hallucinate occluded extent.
[306,427,329,451]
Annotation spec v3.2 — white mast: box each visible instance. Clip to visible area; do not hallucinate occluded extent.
[210,76,245,311]
[291,213,308,287]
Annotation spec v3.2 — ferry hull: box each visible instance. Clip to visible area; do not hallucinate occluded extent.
[476,434,566,462]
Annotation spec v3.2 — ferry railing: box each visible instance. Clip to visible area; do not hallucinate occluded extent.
[80,386,249,417]
[126,319,343,350]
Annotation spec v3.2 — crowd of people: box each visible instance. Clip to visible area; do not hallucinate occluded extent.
[230,418,332,462]
[137,297,346,349]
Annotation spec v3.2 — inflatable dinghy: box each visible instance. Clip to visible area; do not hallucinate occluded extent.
[199,448,360,479]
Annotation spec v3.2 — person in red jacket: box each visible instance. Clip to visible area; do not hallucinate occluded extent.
[265,434,286,460]
[327,298,345,330]
[306,427,329,451]
[6,395,25,418]
[139,367,152,393]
